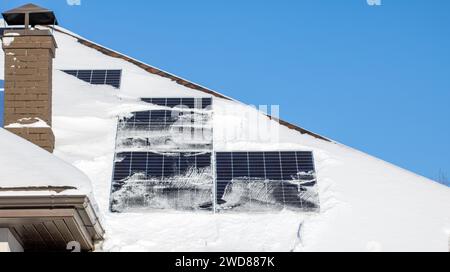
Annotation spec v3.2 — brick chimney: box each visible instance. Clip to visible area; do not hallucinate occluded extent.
[2,4,58,153]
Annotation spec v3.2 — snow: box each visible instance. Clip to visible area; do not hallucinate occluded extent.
[1,32,20,47]
[111,167,213,213]
[0,26,449,252]
[0,46,4,79]
[104,211,306,252]
[2,37,14,47]
[5,118,50,128]
[0,128,91,195]
[3,32,20,36]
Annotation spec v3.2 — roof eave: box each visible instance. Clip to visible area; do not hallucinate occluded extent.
[0,195,104,251]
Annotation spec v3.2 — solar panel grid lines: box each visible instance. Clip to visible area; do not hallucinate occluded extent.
[113,152,213,180]
[215,151,319,211]
[61,69,122,89]
[121,111,210,132]
[123,98,212,128]
[116,97,213,152]
[111,151,213,212]
[141,97,213,109]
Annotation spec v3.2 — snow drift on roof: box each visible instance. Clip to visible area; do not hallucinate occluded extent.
[0,128,92,195]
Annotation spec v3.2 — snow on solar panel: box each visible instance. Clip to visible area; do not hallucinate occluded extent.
[116,98,213,152]
[215,151,319,212]
[62,70,122,89]
[110,152,213,212]
[110,98,214,212]
[141,98,212,109]
[110,97,319,213]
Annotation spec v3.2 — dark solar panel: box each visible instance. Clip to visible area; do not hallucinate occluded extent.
[116,98,213,151]
[215,151,319,211]
[111,152,213,212]
[141,97,213,109]
[62,69,122,89]
[122,110,198,131]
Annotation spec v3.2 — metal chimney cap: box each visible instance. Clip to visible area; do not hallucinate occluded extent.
[2,3,58,27]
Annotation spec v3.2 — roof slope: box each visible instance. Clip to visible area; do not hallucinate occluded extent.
[51,26,329,142]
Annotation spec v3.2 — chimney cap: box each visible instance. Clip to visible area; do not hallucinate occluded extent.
[2,3,58,27]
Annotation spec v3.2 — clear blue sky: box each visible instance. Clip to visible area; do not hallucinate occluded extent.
[1,0,449,185]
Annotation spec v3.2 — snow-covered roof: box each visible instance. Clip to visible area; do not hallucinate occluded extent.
[0,128,92,195]
[0,25,449,252]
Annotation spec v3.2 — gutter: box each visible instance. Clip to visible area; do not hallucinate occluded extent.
[0,195,105,250]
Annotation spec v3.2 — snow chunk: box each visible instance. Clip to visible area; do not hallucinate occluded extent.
[2,37,15,46]
[5,118,50,128]
[4,32,20,36]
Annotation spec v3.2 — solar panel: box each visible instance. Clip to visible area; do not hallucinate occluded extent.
[215,151,319,211]
[116,98,213,152]
[62,70,122,89]
[141,98,213,109]
[110,152,213,212]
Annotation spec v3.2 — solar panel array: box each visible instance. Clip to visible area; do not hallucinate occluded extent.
[110,96,320,213]
[215,151,319,211]
[111,152,212,212]
[62,70,122,89]
[111,97,214,212]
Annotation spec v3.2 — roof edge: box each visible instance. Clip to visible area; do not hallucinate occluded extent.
[0,195,105,244]
[0,186,76,193]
